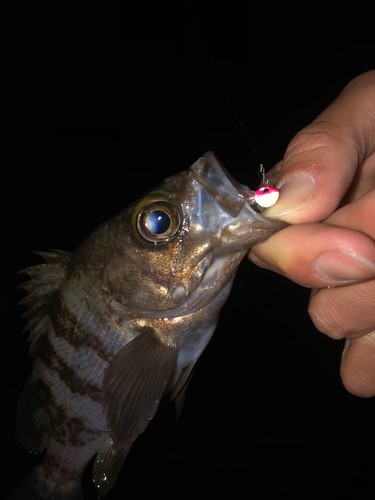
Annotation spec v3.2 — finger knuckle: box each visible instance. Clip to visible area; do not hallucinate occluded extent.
[308,291,356,339]
[340,332,375,398]
[285,121,349,166]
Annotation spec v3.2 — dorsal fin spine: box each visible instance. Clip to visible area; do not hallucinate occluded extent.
[18,249,72,357]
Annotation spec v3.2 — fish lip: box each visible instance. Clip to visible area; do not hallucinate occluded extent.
[123,249,246,319]
[203,151,253,199]
[140,266,170,288]
[189,151,253,218]
[138,249,214,298]
[167,250,214,306]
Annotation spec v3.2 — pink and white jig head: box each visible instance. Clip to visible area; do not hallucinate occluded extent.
[246,185,280,208]
[246,164,280,208]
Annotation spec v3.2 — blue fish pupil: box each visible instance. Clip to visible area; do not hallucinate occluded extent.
[145,210,171,234]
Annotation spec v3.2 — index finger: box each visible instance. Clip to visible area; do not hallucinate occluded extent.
[263,70,375,224]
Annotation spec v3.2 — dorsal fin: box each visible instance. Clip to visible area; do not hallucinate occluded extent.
[18,249,72,358]
[16,250,72,454]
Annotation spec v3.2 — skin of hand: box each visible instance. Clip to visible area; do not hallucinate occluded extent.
[248,70,375,397]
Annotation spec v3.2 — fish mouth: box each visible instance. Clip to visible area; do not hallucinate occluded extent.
[156,152,286,318]
[171,250,246,310]
[124,151,287,319]
[191,151,253,217]
[132,250,246,319]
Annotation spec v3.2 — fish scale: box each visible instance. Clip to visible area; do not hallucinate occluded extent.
[8,152,287,499]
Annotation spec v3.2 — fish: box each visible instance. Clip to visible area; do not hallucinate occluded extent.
[8,151,287,499]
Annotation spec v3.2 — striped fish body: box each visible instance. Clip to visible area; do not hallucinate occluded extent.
[10,152,287,499]
[13,248,115,499]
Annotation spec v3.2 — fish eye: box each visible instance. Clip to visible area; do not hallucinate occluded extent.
[145,210,171,235]
[132,195,182,244]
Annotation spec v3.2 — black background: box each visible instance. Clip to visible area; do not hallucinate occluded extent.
[3,2,375,499]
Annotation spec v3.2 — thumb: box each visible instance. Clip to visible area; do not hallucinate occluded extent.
[263,70,375,224]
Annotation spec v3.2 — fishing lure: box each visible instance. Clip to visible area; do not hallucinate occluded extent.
[246,165,280,208]
[189,5,280,210]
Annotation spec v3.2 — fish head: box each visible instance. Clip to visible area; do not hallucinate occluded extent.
[101,152,287,318]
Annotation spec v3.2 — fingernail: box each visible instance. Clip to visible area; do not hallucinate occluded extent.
[313,250,375,285]
[263,176,315,218]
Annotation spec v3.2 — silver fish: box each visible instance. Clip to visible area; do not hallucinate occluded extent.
[9,152,286,499]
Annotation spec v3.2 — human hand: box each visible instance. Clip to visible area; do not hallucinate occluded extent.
[248,71,375,397]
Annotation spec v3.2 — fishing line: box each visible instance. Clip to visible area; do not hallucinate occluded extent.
[188,4,279,209]
[188,4,264,171]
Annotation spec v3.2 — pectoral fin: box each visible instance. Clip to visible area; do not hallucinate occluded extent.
[103,327,179,450]
[93,438,132,499]
[172,362,195,422]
